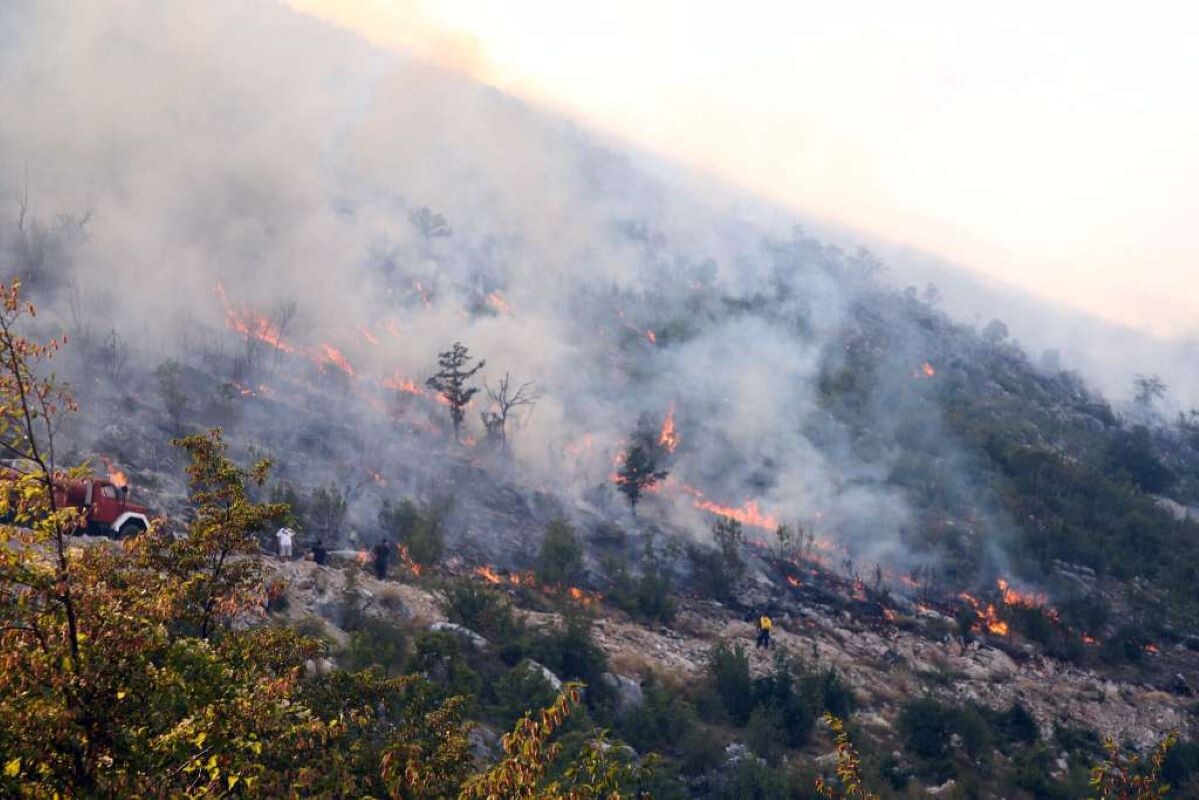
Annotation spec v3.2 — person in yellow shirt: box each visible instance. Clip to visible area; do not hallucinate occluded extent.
[756,613,773,649]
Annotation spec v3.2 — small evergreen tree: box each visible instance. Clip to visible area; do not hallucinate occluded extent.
[615,442,668,514]
[425,342,485,442]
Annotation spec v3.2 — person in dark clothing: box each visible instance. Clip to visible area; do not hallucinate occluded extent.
[311,539,328,566]
[372,540,391,580]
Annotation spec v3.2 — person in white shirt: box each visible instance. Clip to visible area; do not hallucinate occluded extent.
[276,526,294,559]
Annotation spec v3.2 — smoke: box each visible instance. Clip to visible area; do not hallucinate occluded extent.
[1,0,1050,581]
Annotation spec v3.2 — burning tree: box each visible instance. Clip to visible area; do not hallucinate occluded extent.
[482,372,540,449]
[426,342,485,443]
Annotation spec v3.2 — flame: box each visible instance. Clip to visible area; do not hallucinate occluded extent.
[1081,633,1098,645]
[485,291,514,315]
[369,470,387,487]
[475,565,502,584]
[912,361,936,379]
[359,326,380,345]
[996,578,1047,609]
[397,544,423,576]
[658,404,679,453]
[695,498,779,531]
[785,575,802,588]
[566,586,603,606]
[1145,643,1160,654]
[216,282,297,354]
[356,550,369,566]
[959,591,1010,636]
[645,329,657,345]
[883,608,897,622]
[318,344,355,377]
[101,456,129,489]
[383,373,424,395]
[414,280,432,308]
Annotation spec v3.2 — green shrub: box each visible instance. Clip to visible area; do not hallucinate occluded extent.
[342,616,408,674]
[898,697,993,782]
[745,705,786,764]
[536,517,584,586]
[525,615,612,713]
[491,659,558,727]
[443,578,523,643]
[618,677,700,755]
[689,517,745,602]
[411,630,482,701]
[708,642,754,725]
[379,496,450,566]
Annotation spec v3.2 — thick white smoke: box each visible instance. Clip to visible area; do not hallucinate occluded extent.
[0,0,1019,576]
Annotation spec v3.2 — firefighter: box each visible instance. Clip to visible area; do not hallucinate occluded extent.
[311,539,328,566]
[372,539,391,580]
[756,612,773,649]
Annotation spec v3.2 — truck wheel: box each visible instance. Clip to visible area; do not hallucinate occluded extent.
[117,521,146,539]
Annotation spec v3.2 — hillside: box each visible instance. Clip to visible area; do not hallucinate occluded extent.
[3,0,1199,797]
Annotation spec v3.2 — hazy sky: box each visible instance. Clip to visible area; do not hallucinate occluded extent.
[288,1,1198,338]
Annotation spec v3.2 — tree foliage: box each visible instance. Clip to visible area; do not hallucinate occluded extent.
[537,517,584,587]
[613,441,671,515]
[426,342,485,442]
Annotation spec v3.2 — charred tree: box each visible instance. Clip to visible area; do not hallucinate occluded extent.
[426,342,485,443]
[483,372,540,449]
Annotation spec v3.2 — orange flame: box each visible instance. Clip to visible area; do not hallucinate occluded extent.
[359,326,380,345]
[658,404,679,453]
[997,578,1047,608]
[485,291,514,315]
[396,544,423,576]
[318,344,355,377]
[1145,643,1160,654]
[101,456,129,489]
[475,565,502,584]
[216,282,297,354]
[1081,633,1099,645]
[645,330,657,345]
[383,373,424,395]
[695,498,779,531]
[785,575,802,588]
[356,550,369,566]
[959,591,1010,636]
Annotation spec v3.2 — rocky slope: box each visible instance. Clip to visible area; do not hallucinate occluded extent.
[271,557,1193,757]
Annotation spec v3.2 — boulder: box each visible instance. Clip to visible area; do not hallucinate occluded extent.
[429,621,490,650]
[601,672,644,715]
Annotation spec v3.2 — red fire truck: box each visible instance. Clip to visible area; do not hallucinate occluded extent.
[53,474,151,538]
[2,460,152,538]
